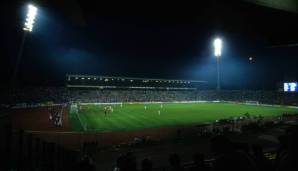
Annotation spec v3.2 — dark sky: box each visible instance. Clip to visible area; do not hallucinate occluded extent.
[1,0,298,89]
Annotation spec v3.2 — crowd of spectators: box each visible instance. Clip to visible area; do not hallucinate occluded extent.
[110,126,298,171]
[2,87,297,106]
[3,123,297,171]
[68,112,296,171]
[2,114,297,171]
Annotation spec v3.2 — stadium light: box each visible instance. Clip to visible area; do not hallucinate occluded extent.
[12,3,39,90]
[214,38,222,57]
[23,4,38,32]
[213,37,222,91]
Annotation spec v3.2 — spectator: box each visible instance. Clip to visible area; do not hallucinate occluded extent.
[75,155,96,171]
[169,153,185,171]
[190,152,209,171]
[276,127,298,171]
[141,158,153,171]
[252,144,271,171]
[114,152,137,171]
[211,135,257,171]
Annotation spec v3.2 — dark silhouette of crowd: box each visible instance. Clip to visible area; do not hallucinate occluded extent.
[1,115,298,171]
[110,126,298,171]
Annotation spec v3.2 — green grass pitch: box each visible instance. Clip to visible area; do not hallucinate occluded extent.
[69,102,298,132]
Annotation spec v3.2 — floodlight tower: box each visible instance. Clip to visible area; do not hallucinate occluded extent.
[214,38,222,91]
[12,4,38,86]
[23,4,38,32]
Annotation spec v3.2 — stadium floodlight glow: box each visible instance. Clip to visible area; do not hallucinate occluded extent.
[23,4,38,32]
[213,38,222,57]
[12,3,38,89]
[213,37,222,91]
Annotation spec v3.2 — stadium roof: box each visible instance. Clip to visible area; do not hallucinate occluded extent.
[244,0,298,13]
[66,74,208,90]
[66,74,207,83]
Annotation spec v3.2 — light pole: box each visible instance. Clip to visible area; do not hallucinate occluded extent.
[12,4,38,87]
[214,38,222,91]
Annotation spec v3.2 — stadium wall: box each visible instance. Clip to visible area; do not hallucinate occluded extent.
[26,124,202,149]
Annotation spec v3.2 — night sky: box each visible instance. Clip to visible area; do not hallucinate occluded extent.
[1,0,298,89]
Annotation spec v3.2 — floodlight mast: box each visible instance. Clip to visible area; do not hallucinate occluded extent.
[12,4,38,90]
[214,38,222,91]
[12,4,38,82]
[23,4,37,32]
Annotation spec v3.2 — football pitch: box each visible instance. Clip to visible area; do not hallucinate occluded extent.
[69,102,298,132]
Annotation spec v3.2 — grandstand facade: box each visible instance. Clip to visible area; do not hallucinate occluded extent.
[66,74,208,90]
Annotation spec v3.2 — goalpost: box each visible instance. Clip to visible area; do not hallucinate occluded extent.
[70,104,87,131]
[245,101,260,105]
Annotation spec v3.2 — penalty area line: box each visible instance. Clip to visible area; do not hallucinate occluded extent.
[75,111,87,131]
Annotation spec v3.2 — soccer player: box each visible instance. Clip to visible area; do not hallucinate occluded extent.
[244,112,250,119]
[104,106,107,117]
[58,117,62,127]
[144,106,147,110]
[158,110,161,115]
